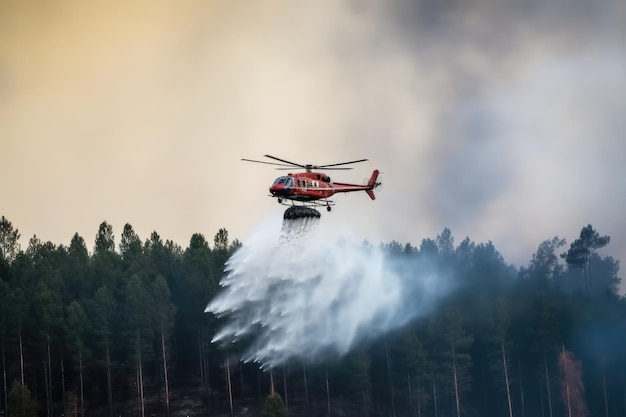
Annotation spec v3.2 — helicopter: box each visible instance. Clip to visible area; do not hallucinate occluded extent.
[242,155,381,211]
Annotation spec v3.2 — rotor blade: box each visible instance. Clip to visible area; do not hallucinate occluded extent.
[317,158,368,168]
[241,158,295,167]
[274,167,353,170]
[263,155,306,168]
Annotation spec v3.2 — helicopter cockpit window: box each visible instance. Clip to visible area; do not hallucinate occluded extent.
[273,177,293,187]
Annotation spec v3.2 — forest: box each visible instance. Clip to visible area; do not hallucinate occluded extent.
[0,215,624,417]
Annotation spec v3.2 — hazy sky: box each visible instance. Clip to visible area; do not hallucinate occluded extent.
[1,1,624,284]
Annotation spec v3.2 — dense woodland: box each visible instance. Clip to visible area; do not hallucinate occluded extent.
[0,215,624,417]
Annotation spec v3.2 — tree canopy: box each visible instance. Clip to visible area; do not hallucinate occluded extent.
[0,218,622,417]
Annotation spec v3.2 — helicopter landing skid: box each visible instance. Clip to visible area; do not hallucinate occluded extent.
[274,197,335,211]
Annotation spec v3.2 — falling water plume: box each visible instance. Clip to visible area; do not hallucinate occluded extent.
[205,209,452,368]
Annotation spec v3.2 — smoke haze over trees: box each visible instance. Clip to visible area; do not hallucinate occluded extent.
[0,216,624,416]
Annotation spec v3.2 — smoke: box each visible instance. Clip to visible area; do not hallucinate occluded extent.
[206,212,452,368]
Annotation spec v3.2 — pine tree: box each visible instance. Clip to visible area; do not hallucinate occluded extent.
[558,348,588,417]
[261,393,287,417]
[0,216,21,264]
[7,380,38,417]
[561,225,610,294]
[441,308,473,417]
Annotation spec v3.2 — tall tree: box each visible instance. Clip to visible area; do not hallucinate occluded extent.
[0,280,8,417]
[334,347,372,413]
[261,393,287,417]
[524,237,566,290]
[178,234,213,376]
[435,228,455,260]
[94,222,115,254]
[394,327,431,417]
[91,286,115,417]
[119,223,143,272]
[561,225,610,293]
[64,234,90,302]
[530,295,561,417]
[0,216,21,264]
[490,297,514,417]
[8,287,27,386]
[91,223,121,301]
[65,301,90,417]
[126,275,152,417]
[33,281,63,417]
[151,276,175,417]
[558,348,588,417]
[7,380,38,417]
[441,308,473,417]
[213,228,229,254]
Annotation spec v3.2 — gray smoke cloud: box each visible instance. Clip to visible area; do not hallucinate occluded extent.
[206,212,451,368]
[1,0,623,292]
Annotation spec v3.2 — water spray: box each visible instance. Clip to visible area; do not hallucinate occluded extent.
[205,206,452,368]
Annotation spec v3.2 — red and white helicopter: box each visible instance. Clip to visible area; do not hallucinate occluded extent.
[242,155,381,211]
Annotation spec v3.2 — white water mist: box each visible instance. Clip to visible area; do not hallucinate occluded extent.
[205,213,453,368]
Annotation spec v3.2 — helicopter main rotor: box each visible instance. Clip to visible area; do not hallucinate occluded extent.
[241,154,368,172]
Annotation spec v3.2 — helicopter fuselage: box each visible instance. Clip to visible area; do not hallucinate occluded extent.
[269,170,379,202]
[269,172,335,201]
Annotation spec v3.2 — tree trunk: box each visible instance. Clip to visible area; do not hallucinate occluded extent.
[43,357,50,417]
[385,337,396,417]
[565,381,572,417]
[79,348,84,417]
[199,336,204,388]
[622,377,626,417]
[408,375,413,417]
[282,366,289,412]
[303,363,309,415]
[501,341,513,417]
[106,335,113,417]
[416,379,422,417]
[62,360,66,417]
[518,359,526,417]
[432,377,438,417]
[257,368,262,410]
[138,333,145,417]
[587,253,593,291]
[452,342,461,417]
[325,367,331,417]
[47,335,53,417]
[136,361,140,413]
[226,358,234,417]
[201,338,211,405]
[161,325,170,417]
[580,253,589,294]
[239,359,244,402]
[19,326,24,385]
[544,352,553,417]
[601,360,608,417]
[2,337,7,417]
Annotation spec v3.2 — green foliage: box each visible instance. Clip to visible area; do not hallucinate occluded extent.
[334,347,372,405]
[213,227,229,253]
[94,221,115,254]
[561,225,611,294]
[65,300,91,359]
[261,393,287,417]
[562,225,610,266]
[0,215,20,264]
[8,380,38,417]
[0,217,622,417]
